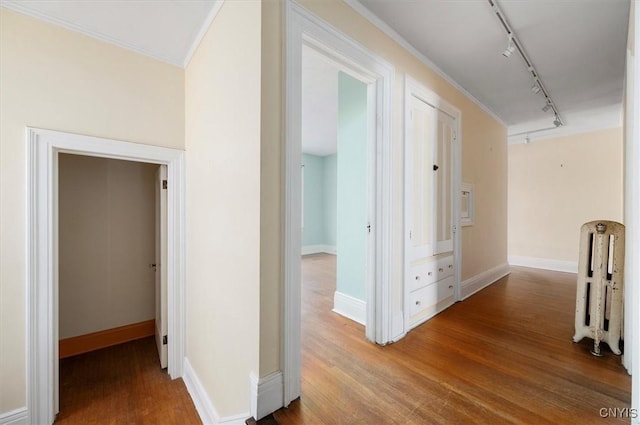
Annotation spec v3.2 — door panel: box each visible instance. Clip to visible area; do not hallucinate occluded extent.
[155,165,168,368]
[408,95,436,260]
[435,111,454,254]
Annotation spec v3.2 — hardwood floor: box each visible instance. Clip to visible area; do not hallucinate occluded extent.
[55,336,201,425]
[274,254,631,424]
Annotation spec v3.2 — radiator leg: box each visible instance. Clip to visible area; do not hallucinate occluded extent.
[591,338,603,357]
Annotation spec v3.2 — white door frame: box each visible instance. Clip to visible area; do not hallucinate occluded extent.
[26,128,186,425]
[284,0,393,406]
[403,76,462,332]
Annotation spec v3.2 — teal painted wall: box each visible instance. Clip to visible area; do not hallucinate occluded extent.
[302,153,337,247]
[336,72,368,301]
[302,154,325,246]
[324,154,337,247]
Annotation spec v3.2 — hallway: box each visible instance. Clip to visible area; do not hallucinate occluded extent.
[274,255,631,424]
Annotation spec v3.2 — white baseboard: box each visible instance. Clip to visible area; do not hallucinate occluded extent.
[183,358,249,425]
[461,262,511,300]
[509,255,578,273]
[250,371,284,420]
[0,408,27,425]
[332,291,366,325]
[301,244,336,255]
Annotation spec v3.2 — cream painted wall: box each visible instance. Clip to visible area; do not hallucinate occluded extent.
[58,154,157,339]
[0,7,184,413]
[259,0,508,377]
[508,128,624,266]
[185,0,261,418]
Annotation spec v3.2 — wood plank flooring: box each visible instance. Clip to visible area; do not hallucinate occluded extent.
[55,336,201,425]
[274,254,631,424]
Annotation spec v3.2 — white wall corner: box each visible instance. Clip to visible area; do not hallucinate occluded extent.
[332,291,366,325]
[461,263,511,300]
[301,244,336,255]
[508,256,578,274]
[0,408,27,425]
[250,371,284,420]
[183,358,250,425]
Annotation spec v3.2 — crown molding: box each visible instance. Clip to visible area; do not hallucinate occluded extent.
[343,0,507,128]
[0,0,224,69]
[182,0,225,68]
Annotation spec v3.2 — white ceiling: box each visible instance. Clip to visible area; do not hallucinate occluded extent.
[1,0,630,138]
[354,0,630,135]
[302,47,339,156]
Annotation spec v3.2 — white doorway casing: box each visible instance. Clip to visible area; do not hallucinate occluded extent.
[26,128,186,425]
[284,0,394,407]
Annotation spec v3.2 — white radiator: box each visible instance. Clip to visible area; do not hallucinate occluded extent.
[572,220,625,356]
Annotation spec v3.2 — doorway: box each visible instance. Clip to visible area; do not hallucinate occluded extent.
[26,128,185,425]
[301,45,371,327]
[284,2,394,406]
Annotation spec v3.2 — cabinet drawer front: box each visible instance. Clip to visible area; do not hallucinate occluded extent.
[436,256,454,281]
[410,277,455,316]
[409,261,438,291]
[436,276,455,303]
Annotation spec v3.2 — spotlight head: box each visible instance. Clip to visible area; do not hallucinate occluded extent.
[502,45,515,58]
[502,34,515,58]
[531,84,541,94]
[525,135,530,144]
[542,104,551,112]
[553,115,562,127]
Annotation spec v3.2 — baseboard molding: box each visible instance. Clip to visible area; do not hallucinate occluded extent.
[183,358,250,425]
[250,371,284,420]
[0,408,27,425]
[332,291,366,325]
[59,319,155,358]
[461,263,511,300]
[508,255,578,273]
[301,244,336,255]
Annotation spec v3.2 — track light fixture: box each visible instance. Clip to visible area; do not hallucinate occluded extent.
[502,34,515,58]
[489,0,563,129]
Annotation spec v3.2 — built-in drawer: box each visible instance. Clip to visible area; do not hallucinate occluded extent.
[409,276,455,317]
[409,261,438,292]
[436,256,454,281]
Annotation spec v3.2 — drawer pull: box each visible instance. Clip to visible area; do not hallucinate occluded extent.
[415,276,420,280]
[439,268,444,272]
[449,285,453,289]
[415,300,421,305]
[427,272,432,276]
[448,265,453,269]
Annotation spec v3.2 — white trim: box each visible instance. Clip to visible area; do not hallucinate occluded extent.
[284,0,394,407]
[26,128,186,425]
[183,358,249,425]
[507,104,623,144]
[627,3,640,415]
[343,0,506,128]
[0,408,27,425]
[250,372,284,420]
[182,1,225,67]
[508,256,578,274]
[461,263,511,300]
[332,292,367,325]
[301,244,336,255]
